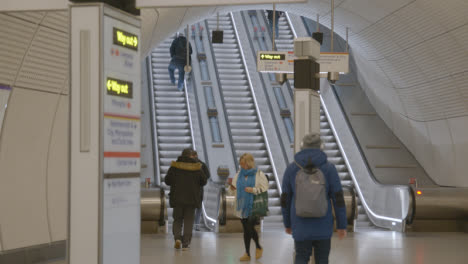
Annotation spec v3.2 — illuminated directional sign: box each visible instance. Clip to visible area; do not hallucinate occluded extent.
[113,27,138,51]
[106,77,133,98]
[260,53,286,60]
[257,51,294,73]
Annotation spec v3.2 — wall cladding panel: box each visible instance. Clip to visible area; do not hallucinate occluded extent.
[0,88,58,250]
[6,11,45,25]
[423,0,468,31]
[397,1,446,41]
[426,119,456,186]
[379,14,421,52]
[42,11,68,33]
[397,77,467,121]
[15,26,68,94]
[0,14,35,86]
[428,33,468,74]
[406,42,449,80]
[447,116,468,187]
[46,95,68,242]
[386,51,427,87]
[451,24,468,53]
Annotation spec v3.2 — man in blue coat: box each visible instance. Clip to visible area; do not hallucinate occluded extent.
[168,32,192,91]
[281,133,347,264]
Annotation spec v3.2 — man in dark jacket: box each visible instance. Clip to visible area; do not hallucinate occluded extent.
[190,150,211,231]
[168,32,193,91]
[281,133,347,264]
[165,148,207,250]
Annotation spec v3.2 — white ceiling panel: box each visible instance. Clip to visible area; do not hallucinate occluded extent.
[339,0,413,24]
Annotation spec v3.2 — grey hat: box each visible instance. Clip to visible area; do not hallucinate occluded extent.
[300,133,322,150]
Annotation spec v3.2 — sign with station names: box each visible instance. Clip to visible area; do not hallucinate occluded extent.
[257,50,295,73]
[318,52,349,73]
[102,11,141,264]
[257,51,349,74]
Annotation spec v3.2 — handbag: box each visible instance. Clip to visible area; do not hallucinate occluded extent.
[251,191,269,217]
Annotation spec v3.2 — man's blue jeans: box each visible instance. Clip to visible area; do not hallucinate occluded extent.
[168,62,185,90]
[294,239,331,264]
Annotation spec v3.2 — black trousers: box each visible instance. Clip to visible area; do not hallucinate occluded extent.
[240,216,262,256]
[172,206,196,247]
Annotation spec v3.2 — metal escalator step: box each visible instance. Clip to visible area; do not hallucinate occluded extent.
[156,116,188,123]
[226,109,256,115]
[257,165,272,173]
[212,43,237,48]
[324,150,340,157]
[231,129,262,136]
[328,157,344,164]
[159,143,192,150]
[268,197,280,206]
[155,103,186,110]
[159,150,184,158]
[228,116,258,123]
[157,123,189,129]
[221,85,249,91]
[225,103,254,109]
[323,142,338,149]
[232,135,263,143]
[155,97,185,104]
[158,136,192,143]
[214,53,240,59]
[339,172,351,180]
[216,58,243,64]
[224,97,252,103]
[156,109,188,116]
[234,143,265,150]
[218,68,245,75]
[154,91,186,98]
[157,129,190,136]
[229,122,259,129]
[216,63,243,69]
[335,165,347,172]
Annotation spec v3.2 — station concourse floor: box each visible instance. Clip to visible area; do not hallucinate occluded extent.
[141,229,468,264]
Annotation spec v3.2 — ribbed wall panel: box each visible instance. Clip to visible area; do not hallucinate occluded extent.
[0,14,35,86]
[6,11,46,24]
[16,26,68,93]
[42,11,68,33]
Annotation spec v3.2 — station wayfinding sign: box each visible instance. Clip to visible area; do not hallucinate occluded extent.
[70,4,141,264]
[102,9,141,264]
[257,50,294,73]
[318,52,349,73]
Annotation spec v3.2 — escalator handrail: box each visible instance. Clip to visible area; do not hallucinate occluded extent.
[230,12,282,195]
[320,84,412,231]
[147,55,161,186]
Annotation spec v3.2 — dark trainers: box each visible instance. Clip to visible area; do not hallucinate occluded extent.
[174,240,182,249]
[182,245,190,251]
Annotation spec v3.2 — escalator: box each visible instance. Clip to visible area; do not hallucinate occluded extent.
[149,37,194,226]
[205,13,283,227]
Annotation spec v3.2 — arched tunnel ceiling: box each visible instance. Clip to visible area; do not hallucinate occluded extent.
[140,0,468,186]
[141,0,468,122]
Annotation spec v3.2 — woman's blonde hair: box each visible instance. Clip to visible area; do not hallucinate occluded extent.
[239,153,255,169]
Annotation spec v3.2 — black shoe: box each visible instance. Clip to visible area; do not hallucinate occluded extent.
[182,245,190,251]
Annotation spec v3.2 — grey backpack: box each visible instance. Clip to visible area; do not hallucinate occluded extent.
[294,161,328,218]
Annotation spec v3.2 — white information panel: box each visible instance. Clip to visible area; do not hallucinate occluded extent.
[103,10,140,264]
[0,85,11,133]
[257,50,294,73]
[318,52,349,73]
